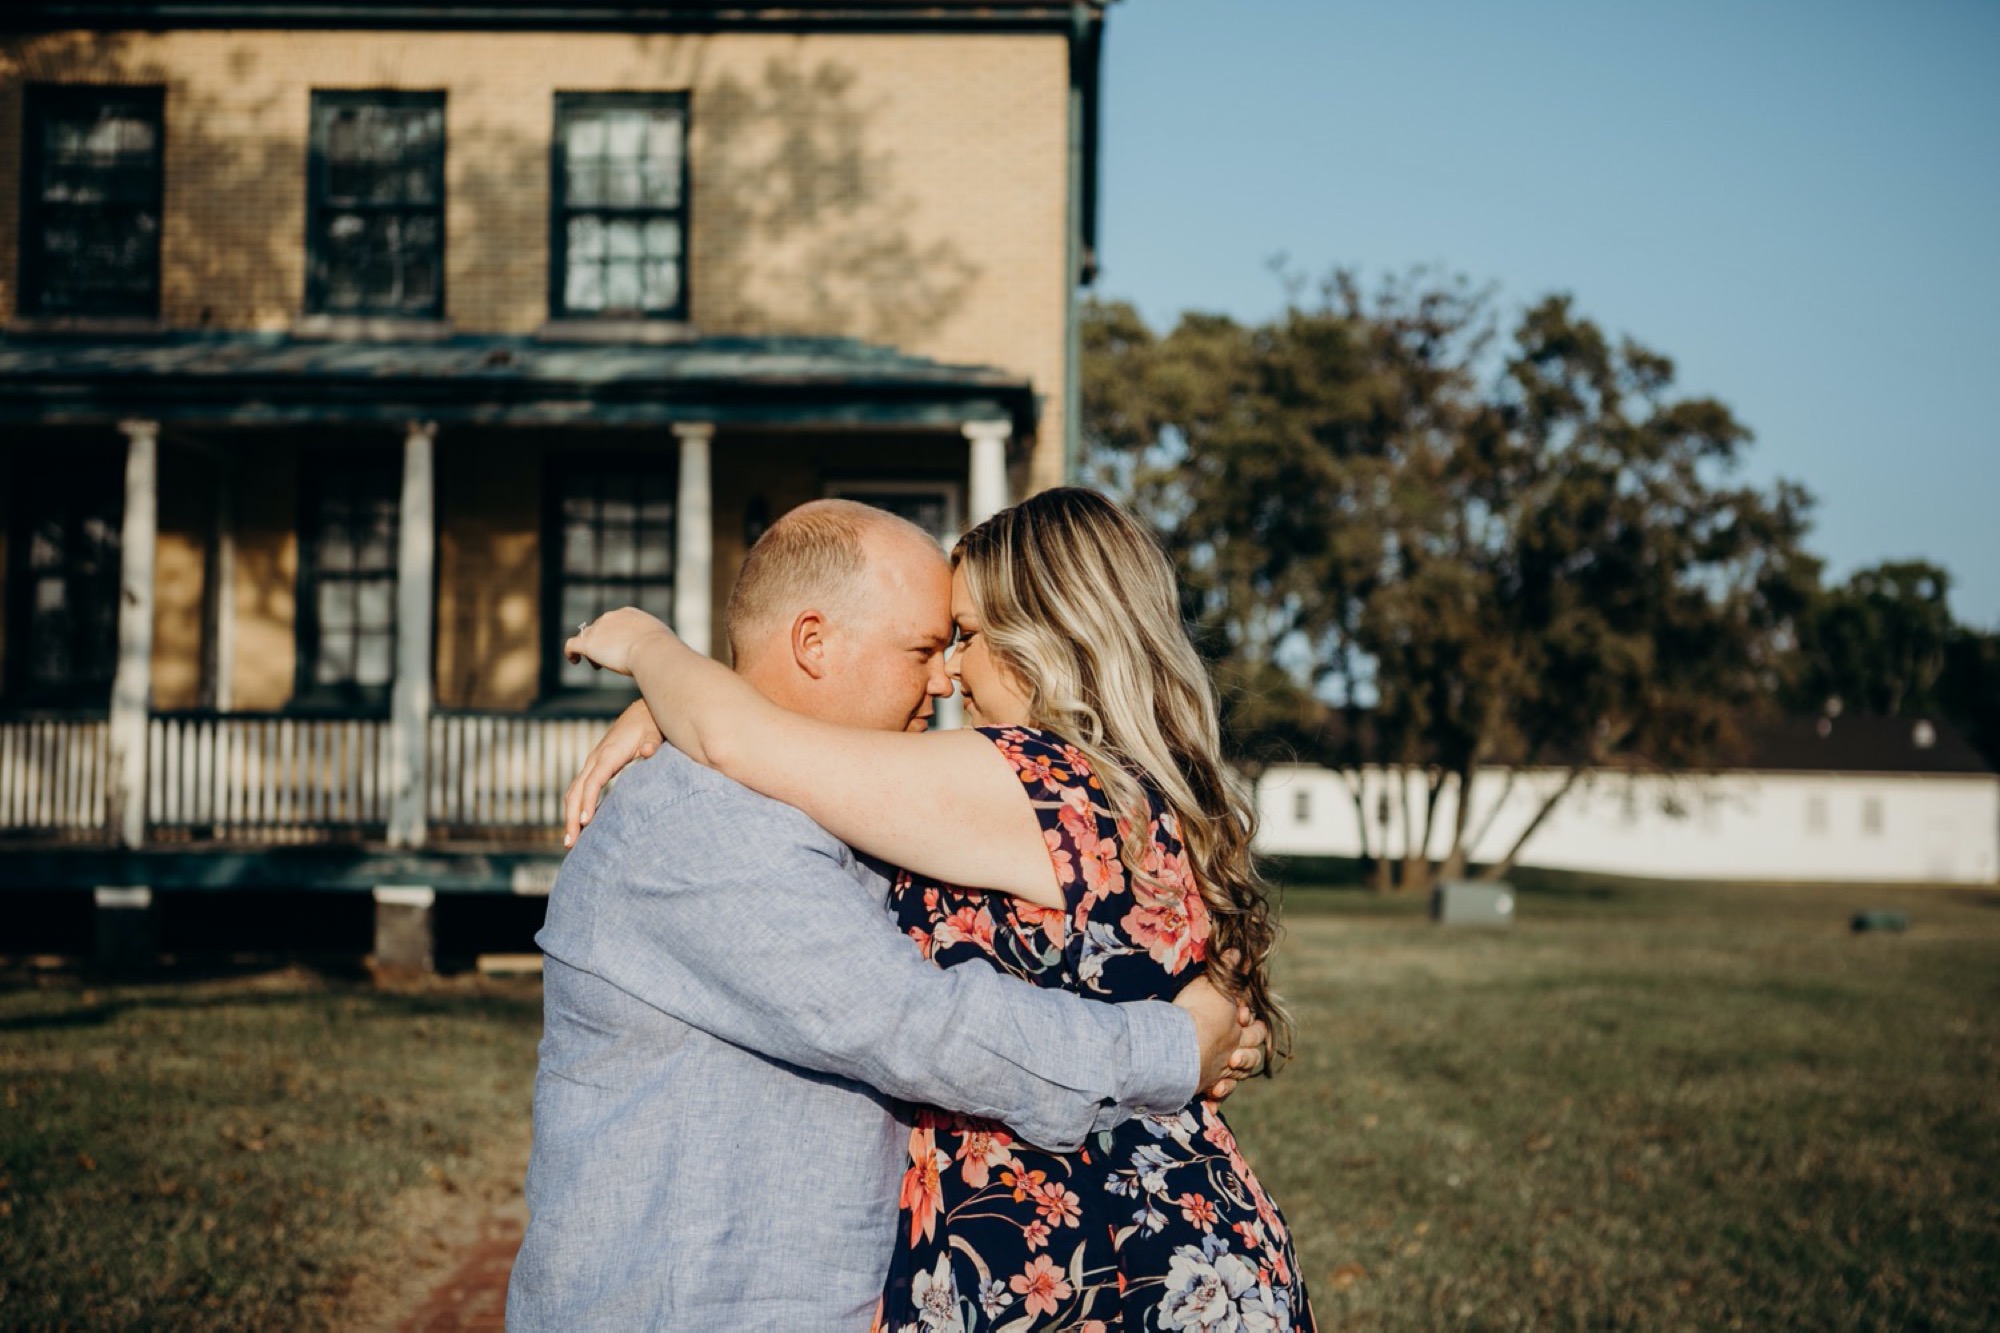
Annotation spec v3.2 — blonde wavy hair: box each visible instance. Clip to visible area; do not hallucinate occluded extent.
[954,487,1292,1069]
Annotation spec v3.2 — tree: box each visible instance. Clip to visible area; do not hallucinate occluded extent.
[1083,272,1816,891]
[1789,561,2000,769]
[1787,561,1956,717]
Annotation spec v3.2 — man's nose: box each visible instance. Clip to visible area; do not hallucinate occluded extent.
[929,656,954,696]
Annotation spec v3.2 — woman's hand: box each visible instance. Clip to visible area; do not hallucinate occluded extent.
[563,699,666,848]
[564,608,678,677]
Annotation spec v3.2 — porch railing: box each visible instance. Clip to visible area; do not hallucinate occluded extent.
[0,714,112,839]
[147,712,392,842]
[428,713,608,840]
[1,710,616,846]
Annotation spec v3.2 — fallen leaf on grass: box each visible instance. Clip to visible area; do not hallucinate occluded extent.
[1330,1263,1366,1291]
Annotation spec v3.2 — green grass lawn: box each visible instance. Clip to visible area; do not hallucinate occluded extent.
[0,969,542,1330]
[3,878,1997,1329]
[1224,876,2000,1329]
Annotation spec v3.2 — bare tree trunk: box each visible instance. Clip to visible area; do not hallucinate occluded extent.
[1370,769,1395,893]
[1393,764,1419,892]
[1480,765,1587,880]
[1462,764,1518,870]
[1339,766,1381,891]
[1438,761,1478,881]
[1405,768,1446,896]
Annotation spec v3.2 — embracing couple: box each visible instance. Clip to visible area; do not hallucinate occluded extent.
[505,488,1314,1331]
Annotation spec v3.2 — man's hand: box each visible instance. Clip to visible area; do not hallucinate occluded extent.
[563,699,665,847]
[1174,970,1268,1102]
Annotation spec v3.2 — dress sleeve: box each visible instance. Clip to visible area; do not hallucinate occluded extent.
[976,726,1126,986]
[976,725,1210,1000]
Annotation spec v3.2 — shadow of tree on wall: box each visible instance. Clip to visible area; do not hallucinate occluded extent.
[2,32,987,710]
[697,57,980,347]
[1,33,304,327]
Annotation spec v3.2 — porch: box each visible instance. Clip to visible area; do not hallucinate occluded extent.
[0,330,1035,966]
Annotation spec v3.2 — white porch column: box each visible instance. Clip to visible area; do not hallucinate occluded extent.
[963,419,1012,527]
[108,419,158,849]
[387,421,436,849]
[673,422,715,657]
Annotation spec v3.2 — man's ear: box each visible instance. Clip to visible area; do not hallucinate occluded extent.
[790,609,831,680]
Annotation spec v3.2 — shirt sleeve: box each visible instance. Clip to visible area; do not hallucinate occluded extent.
[542,774,1199,1151]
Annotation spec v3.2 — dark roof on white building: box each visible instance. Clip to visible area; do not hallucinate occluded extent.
[1740,714,1993,777]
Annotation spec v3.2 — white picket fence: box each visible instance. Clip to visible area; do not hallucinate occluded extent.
[427,713,606,836]
[1,711,612,844]
[0,715,111,836]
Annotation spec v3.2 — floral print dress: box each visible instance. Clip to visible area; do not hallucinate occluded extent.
[875,726,1314,1332]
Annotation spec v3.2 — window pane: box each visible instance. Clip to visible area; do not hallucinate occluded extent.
[318,581,355,632]
[566,111,607,160]
[604,111,645,165]
[635,528,670,578]
[605,221,642,261]
[636,582,673,622]
[599,522,636,579]
[356,577,394,633]
[563,518,597,574]
[30,519,65,571]
[318,513,354,572]
[642,257,680,312]
[603,260,642,310]
[316,627,352,685]
[565,260,605,312]
[353,632,393,687]
[598,473,636,525]
[561,586,600,635]
[566,160,605,209]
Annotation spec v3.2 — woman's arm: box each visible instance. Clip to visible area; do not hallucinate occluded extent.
[564,610,1062,906]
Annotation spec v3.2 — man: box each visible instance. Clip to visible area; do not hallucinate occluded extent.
[507,500,1262,1329]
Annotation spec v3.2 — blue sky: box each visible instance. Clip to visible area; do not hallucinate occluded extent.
[1095,0,2000,626]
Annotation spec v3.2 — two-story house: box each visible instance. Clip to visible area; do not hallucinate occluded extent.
[0,0,1111,966]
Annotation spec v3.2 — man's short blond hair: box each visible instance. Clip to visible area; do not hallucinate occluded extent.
[724,499,937,665]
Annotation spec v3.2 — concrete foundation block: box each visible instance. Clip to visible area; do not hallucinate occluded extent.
[93,886,158,973]
[372,885,436,977]
[1431,879,1516,928]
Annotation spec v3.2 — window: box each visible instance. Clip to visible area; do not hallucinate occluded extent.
[1805,794,1828,834]
[1293,790,1311,825]
[825,481,962,550]
[18,84,164,317]
[1861,795,1885,836]
[545,460,675,693]
[296,452,400,708]
[4,445,125,706]
[306,91,445,317]
[550,93,688,320]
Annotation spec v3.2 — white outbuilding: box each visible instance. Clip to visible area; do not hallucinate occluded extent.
[1254,715,2000,885]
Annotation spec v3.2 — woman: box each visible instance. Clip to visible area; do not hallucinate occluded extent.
[566,487,1313,1331]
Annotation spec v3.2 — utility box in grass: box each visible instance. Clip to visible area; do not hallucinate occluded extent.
[1432,879,1515,927]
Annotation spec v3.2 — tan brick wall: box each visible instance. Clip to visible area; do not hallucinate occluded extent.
[150,443,214,710]
[228,442,298,711]
[437,431,544,711]
[0,29,1073,481]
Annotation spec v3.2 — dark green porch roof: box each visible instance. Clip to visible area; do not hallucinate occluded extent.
[0,331,1038,434]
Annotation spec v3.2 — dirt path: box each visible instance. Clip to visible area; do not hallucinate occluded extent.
[396,1211,525,1333]
[333,1141,530,1332]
